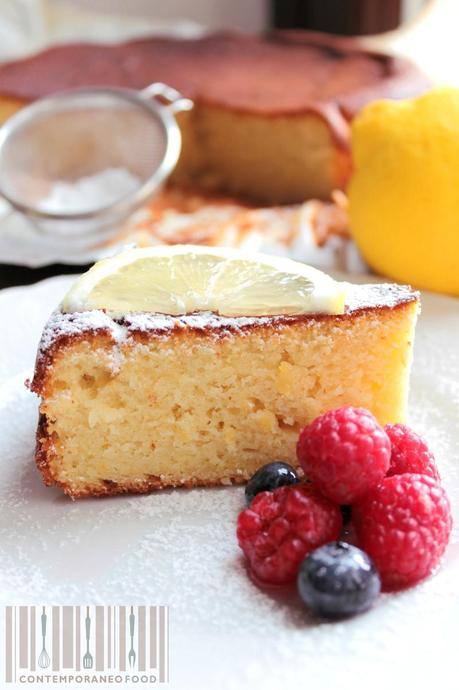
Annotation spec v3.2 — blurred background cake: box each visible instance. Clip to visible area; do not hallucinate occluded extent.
[0,31,427,204]
[0,0,455,293]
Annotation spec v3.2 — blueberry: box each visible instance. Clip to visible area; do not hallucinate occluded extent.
[297,541,381,619]
[245,462,299,505]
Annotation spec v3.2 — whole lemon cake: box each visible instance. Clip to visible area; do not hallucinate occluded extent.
[0,32,427,203]
[30,246,419,498]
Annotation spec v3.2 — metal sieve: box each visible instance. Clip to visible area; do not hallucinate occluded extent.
[0,83,193,248]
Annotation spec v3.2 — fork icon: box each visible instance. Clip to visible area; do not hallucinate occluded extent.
[128,607,136,668]
[83,607,93,669]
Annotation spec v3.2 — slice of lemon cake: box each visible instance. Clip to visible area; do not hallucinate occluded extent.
[31,246,419,498]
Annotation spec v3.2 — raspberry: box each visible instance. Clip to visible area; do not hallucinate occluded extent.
[354,474,452,590]
[296,407,390,504]
[385,424,440,480]
[236,484,342,584]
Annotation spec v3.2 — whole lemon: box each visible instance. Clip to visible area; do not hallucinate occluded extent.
[348,88,459,296]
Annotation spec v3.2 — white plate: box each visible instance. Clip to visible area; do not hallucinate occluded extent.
[1,275,459,690]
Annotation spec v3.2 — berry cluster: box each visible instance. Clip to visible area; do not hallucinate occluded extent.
[237,407,452,619]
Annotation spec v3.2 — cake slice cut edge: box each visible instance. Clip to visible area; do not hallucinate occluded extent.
[30,282,419,498]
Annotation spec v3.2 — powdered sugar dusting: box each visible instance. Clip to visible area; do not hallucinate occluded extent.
[38,168,141,215]
[37,309,125,358]
[122,311,281,332]
[37,283,418,358]
[344,281,418,311]
[0,279,457,690]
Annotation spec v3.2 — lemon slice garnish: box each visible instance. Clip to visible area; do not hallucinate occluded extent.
[62,245,346,317]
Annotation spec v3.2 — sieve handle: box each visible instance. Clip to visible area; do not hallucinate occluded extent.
[139,82,193,114]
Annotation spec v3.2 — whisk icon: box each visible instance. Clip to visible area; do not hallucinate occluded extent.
[38,606,50,669]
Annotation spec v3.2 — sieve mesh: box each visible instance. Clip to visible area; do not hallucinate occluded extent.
[0,90,170,215]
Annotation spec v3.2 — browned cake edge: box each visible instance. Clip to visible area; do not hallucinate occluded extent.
[30,283,420,498]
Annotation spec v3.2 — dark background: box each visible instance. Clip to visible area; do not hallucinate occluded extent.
[272,0,403,35]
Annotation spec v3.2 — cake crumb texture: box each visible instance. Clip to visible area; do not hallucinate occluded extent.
[34,299,418,497]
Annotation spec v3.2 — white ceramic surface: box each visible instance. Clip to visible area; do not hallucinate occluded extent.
[1,275,459,690]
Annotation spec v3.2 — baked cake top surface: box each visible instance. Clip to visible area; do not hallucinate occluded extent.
[32,282,418,382]
[0,31,427,117]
